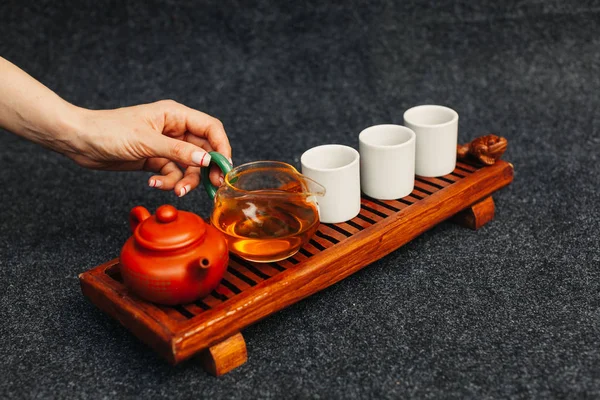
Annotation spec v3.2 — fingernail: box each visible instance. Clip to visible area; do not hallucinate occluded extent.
[192,151,211,167]
[227,157,233,166]
[149,179,155,188]
[219,176,224,185]
[154,180,162,188]
[178,185,190,197]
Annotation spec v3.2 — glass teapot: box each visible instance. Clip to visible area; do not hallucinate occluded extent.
[201,152,325,263]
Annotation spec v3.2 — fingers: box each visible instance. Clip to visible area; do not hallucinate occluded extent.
[174,166,201,197]
[146,158,207,197]
[148,135,212,169]
[147,162,221,197]
[209,164,224,187]
[145,158,184,191]
[195,119,231,159]
[184,133,230,185]
[143,100,234,196]
[157,100,232,159]
[185,134,232,181]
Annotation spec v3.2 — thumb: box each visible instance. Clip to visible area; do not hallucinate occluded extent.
[149,136,212,167]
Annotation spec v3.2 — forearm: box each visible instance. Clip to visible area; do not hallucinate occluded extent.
[0,56,81,153]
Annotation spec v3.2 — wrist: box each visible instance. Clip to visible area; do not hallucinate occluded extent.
[43,100,88,155]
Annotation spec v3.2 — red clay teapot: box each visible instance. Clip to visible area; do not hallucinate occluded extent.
[120,204,229,305]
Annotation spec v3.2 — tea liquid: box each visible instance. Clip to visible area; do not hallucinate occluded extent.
[211,193,320,262]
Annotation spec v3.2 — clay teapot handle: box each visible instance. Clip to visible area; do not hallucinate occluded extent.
[129,206,151,232]
[201,152,233,199]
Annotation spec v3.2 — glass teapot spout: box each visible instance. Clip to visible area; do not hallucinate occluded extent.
[290,173,326,198]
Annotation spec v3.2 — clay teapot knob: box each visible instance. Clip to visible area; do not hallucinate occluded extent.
[156,205,178,223]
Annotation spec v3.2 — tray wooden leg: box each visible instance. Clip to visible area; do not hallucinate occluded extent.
[199,332,247,376]
[451,196,495,230]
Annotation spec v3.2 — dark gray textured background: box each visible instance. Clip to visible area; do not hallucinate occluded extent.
[1,1,599,398]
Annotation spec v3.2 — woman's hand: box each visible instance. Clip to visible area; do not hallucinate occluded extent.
[68,100,231,197]
[0,56,231,197]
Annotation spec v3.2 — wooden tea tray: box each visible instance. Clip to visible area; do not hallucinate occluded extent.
[80,159,514,375]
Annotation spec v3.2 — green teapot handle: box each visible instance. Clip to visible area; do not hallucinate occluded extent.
[201,151,233,199]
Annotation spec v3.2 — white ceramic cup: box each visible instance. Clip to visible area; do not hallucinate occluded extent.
[300,144,361,224]
[403,105,459,177]
[359,124,416,200]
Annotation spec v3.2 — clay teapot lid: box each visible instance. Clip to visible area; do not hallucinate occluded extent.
[134,205,207,251]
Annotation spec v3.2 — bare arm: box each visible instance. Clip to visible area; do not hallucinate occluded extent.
[0,57,80,153]
[0,57,232,196]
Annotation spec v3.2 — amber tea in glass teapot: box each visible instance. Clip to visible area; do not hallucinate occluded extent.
[202,154,325,263]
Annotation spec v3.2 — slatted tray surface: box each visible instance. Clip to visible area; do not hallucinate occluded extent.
[80,159,514,366]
